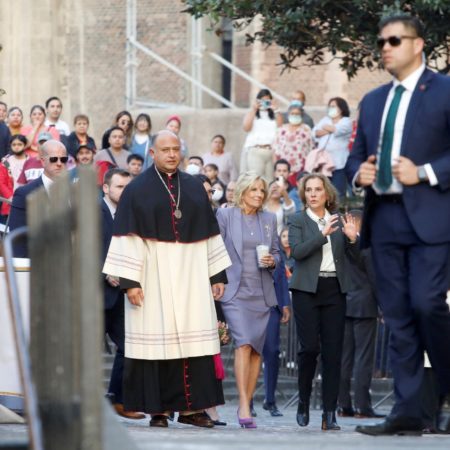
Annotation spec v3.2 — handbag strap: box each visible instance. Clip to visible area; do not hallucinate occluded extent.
[106,148,118,166]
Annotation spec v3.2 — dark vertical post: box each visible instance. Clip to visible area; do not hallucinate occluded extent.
[73,168,103,449]
[28,174,79,450]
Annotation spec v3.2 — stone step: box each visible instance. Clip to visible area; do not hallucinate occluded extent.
[102,352,394,407]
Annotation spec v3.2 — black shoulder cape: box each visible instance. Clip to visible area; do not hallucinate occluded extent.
[113,165,220,243]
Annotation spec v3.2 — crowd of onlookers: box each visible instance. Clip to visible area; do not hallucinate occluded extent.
[0,89,388,424]
[0,88,357,225]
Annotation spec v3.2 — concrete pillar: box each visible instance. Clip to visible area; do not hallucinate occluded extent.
[0,0,69,118]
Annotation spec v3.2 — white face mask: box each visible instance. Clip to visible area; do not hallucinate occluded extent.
[328,106,339,119]
[288,115,302,125]
[186,164,201,175]
[212,189,223,202]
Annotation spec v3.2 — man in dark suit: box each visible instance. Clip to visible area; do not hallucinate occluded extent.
[346,14,450,435]
[9,140,68,257]
[101,168,144,420]
[337,211,384,419]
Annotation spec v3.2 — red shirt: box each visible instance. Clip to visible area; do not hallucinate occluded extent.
[0,164,13,215]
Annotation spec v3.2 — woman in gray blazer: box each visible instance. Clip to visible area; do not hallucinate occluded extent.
[288,173,358,431]
[216,171,280,428]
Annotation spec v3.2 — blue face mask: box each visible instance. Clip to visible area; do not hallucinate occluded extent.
[328,106,339,118]
[290,100,304,108]
[288,115,302,125]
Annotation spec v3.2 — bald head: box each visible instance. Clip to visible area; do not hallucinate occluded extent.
[40,139,68,180]
[41,139,67,156]
[150,130,181,173]
[152,130,180,149]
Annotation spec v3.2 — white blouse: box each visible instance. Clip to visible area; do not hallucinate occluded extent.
[306,208,336,272]
[244,111,278,148]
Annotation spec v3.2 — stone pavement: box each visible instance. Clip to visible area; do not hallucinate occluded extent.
[3,403,449,450]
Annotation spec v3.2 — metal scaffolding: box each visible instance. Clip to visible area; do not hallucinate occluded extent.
[124,0,288,110]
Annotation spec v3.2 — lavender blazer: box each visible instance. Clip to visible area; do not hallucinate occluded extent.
[216,207,280,306]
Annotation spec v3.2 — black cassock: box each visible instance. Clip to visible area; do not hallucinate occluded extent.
[109,165,228,413]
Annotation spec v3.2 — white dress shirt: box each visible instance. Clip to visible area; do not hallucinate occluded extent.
[41,173,54,193]
[103,196,117,219]
[373,63,437,193]
[306,208,336,272]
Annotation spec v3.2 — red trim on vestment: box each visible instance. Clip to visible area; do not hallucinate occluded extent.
[183,359,193,410]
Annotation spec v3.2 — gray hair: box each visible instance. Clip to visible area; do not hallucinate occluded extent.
[234,171,268,211]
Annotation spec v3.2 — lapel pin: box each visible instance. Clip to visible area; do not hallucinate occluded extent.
[419,84,426,91]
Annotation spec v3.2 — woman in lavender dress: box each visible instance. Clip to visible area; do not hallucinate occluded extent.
[216,172,280,428]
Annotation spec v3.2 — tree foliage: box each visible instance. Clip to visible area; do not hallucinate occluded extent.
[182,0,450,79]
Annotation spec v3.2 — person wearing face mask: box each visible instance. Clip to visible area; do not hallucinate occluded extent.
[1,134,29,190]
[242,89,278,181]
[276,90,315,129]
[313,98,353,198]
[273,105,314,181]
[211,182,226,207]
[185,155,204,175]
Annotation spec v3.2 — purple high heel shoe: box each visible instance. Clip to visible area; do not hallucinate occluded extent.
[237,408,257,429]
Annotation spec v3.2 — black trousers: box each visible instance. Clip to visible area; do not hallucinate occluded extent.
[338,317,377,410]
[105,297,125,404]
[292,278,346,412]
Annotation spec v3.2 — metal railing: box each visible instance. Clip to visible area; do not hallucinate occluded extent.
[125,0,289,110]
[3,227,43,450]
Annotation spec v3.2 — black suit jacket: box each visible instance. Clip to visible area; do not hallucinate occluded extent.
[0,122,11,159]
[9,177,45,257]
[346,248,378,318]
[346,68,450,247]
[288,211,359,294]
[101,199,123,310]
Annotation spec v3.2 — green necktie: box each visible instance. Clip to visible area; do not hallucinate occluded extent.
[377,84,406,191]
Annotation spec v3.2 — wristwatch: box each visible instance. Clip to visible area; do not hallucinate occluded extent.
[417,165,428,183]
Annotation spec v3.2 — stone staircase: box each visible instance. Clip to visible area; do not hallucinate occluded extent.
[102,351,394,409]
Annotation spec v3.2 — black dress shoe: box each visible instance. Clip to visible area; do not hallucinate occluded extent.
[355,416,423,436]
[263,402,283,417]
[296,401,309,427]
[354,408,386,419]
[204,412,227,426]
[322,412,340,431]
[337,406,354,417]
[149,414,169,428]
[178,412,215,428]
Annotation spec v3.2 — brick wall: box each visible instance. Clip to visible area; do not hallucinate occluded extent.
[231,27,391,113]
[2,1,392,145]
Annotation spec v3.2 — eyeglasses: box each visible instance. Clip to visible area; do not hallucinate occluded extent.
[48,156,69,164]
[376,35,416,50]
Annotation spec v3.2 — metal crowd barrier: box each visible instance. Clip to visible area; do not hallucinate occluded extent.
[278,315,392,409]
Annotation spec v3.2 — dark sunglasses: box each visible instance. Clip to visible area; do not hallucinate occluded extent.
[48,156,69,164]
[376,35,416,50]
